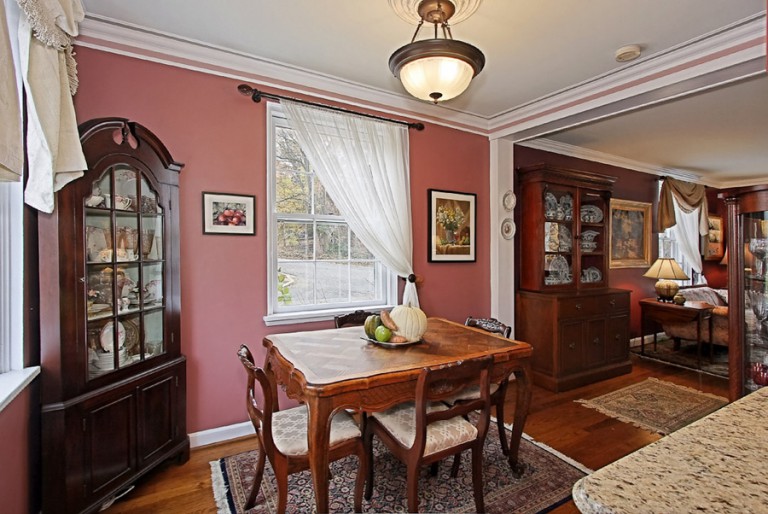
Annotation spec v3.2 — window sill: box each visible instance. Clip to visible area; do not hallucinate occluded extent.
[264,305,395,326]
[0,367,41,413]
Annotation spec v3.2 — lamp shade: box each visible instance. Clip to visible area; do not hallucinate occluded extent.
[644,257,689,302]
[389,39,484,103]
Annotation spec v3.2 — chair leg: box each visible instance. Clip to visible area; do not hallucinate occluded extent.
[353,443,368,513]
[364,428,375,501]
[274,463,289,514]
[471,446,486,514]
[406,464,420,513]
[495,397,510,456]
[450,453,461,478]
[245,446,266,509]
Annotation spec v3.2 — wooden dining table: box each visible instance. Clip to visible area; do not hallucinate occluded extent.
[262,316,534,513]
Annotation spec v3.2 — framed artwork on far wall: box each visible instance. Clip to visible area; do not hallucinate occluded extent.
[202,192,256,235]
[609,198,652,268]
[428,189,476,262]
[705,215,725,260]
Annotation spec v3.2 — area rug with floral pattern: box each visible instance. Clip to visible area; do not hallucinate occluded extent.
[576,377,728,435]
[210,426,590,514]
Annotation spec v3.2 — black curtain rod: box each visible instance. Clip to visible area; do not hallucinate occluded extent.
[237,84,425,131]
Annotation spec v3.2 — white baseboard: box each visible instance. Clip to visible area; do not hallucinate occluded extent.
[630,332,669,348]
[189,421,254,449]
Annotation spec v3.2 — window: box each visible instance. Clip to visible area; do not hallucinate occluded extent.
[656,181,702,286]
[0,180,38,412]
[265,105,396,325]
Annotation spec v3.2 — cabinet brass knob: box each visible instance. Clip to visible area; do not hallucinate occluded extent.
[609,299,616,306]
[575,303,582,310]
[568,342,576,349]
[593,337,600,345]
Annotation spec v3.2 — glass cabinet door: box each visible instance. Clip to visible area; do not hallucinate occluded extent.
[543,186,575,287]
[744,213,768,392]
[85,164,165,380]
[578,190,608,287]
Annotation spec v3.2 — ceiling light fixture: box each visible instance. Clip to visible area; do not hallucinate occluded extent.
[388,0,485,104]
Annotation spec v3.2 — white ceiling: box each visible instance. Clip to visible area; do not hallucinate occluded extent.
[80,0,768,187]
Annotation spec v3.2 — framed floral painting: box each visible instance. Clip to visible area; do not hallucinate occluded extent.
[428,189,476,262]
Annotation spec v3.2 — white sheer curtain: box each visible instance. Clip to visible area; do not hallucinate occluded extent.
[281,100,419,307]
[671,199,704,274]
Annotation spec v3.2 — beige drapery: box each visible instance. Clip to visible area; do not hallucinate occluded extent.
[1,0,86,212]
[657,177,709,235]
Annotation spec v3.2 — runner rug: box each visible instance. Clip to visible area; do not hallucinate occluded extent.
[576,377,728,435]
[210,428,590,514]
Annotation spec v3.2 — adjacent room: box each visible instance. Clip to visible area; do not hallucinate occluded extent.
[2,1,767,513]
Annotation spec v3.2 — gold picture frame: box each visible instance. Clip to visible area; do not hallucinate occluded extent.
[705,215,724,260]
[609,199,652,269]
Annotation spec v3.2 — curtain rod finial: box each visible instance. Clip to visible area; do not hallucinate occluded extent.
[237,84,263,103]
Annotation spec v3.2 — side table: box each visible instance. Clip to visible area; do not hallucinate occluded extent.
[639,298,715,369]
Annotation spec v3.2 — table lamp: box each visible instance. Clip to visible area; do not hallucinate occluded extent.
[643,257,689,302]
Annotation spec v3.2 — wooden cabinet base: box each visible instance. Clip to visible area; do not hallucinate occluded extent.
[42,359,189,513]
[532,360,632,392]
[516,289,632,392]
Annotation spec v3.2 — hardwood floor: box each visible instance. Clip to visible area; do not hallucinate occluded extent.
[105,355,729,513]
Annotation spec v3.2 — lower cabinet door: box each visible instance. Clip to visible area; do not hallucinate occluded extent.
[559,320,584,375]
[606,314,630,362]
[585,318,607,367]
[83,391,136,500]
[137,370,178,466]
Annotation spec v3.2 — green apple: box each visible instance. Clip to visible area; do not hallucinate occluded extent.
[374,325,392,342]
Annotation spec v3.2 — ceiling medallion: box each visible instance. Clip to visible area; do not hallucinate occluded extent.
[388,0,483,25]
[388,0,485,104]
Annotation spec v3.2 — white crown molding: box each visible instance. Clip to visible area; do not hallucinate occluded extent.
[520,138,704,182]
[488,13,766,139]
[77,15,490,135]
[77,12,765,143]
[519,138,768,189]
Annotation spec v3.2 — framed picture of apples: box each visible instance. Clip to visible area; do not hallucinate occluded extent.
[202,192,256,235]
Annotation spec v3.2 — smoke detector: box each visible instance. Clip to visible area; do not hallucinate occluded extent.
[615,44,641,62]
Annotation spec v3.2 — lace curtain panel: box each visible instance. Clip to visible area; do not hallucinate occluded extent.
[282,100,420,307]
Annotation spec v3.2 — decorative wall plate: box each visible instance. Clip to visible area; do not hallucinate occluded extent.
[501,218,516,239]
[502,190,516,212]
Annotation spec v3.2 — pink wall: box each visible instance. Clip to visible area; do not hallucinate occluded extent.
[73,48,490,432]
[0,387,34,514]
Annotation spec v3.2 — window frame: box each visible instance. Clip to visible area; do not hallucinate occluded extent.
[264,104,397,326]
[0,180,40,412]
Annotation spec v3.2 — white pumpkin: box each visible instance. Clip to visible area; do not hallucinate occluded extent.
[390,304,428,343]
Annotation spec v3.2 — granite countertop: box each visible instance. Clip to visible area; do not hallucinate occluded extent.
[573,386,768,513]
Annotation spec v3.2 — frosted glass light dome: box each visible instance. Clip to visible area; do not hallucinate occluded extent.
[389,39,484,103]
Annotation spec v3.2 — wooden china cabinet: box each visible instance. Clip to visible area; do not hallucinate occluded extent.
[39,118,188,513]
[515,164,631,392]
[720,184,768,401]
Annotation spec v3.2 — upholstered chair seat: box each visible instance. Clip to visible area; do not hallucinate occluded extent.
[272,405,362,456]
[371,401,478,456]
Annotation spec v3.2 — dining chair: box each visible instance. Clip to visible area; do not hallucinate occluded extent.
[334,309,378,328]
[360,355,494,513]
[457,316,514,459]
[237,344,368,513]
